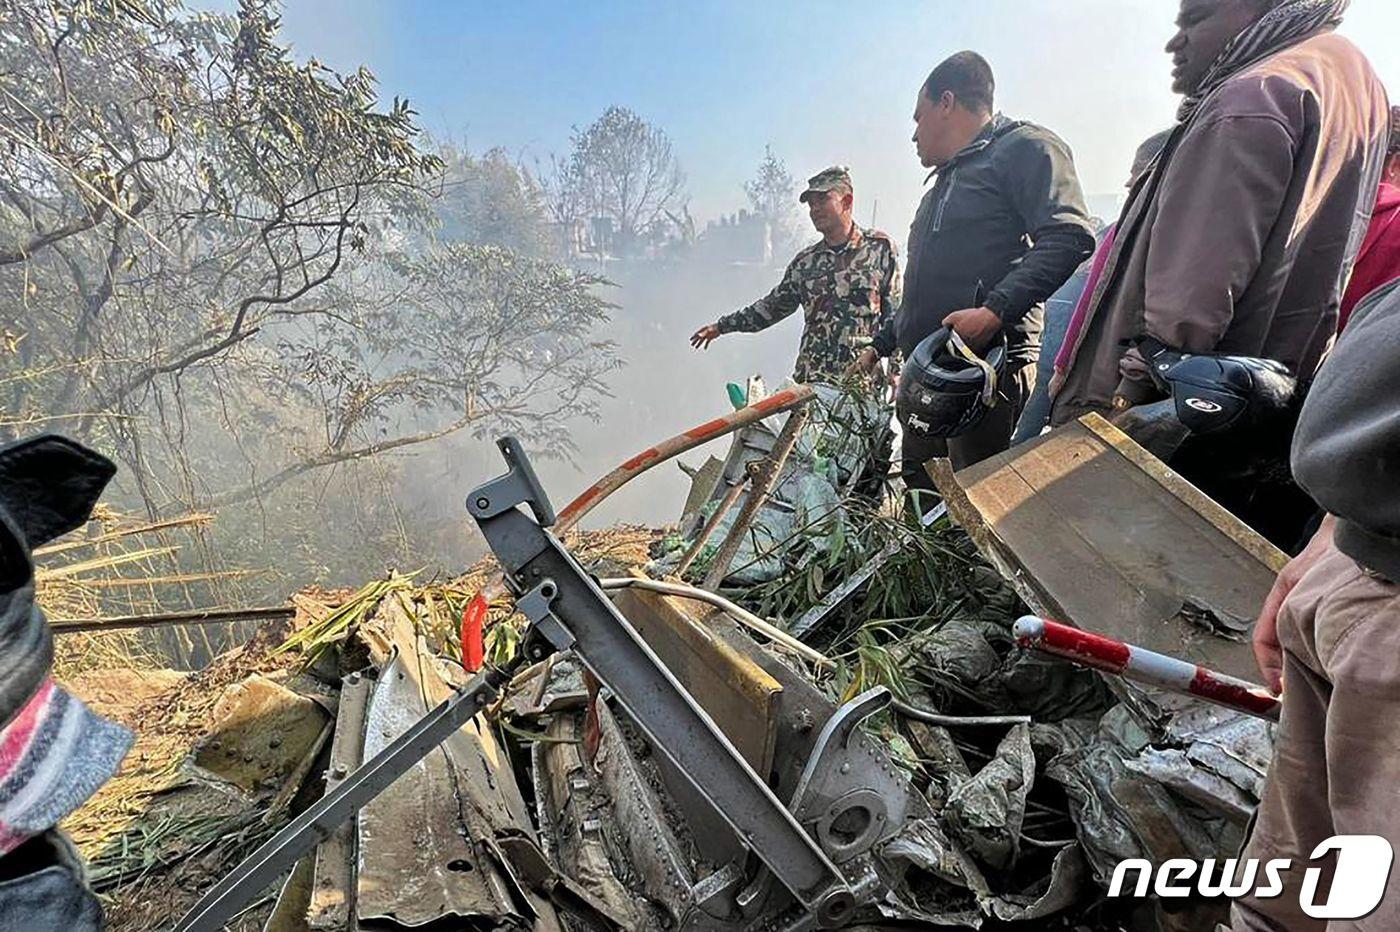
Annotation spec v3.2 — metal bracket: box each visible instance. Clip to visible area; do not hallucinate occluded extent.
[466,435,556,527]
[789,688,917,864]
[517,579,574,662]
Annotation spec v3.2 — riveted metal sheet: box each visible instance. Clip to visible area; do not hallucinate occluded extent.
[532,701,647,928]
[353,592,562,930]
[191,674,332,800]
[357,649,514,926]
[306,670,370,930]
[593,701,695,926]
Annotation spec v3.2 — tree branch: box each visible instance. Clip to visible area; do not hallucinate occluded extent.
[207,413,480,508]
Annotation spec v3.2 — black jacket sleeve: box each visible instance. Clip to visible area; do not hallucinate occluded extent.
[983,128,1096,327]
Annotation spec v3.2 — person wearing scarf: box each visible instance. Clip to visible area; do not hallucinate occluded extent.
[0,436,132,931]
[1049,0,1389,436]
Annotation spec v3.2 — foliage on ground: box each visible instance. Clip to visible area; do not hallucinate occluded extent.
[62,624,300,932]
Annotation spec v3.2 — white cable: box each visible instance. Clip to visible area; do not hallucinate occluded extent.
[596,577,834,669]
[599,577,1031,728]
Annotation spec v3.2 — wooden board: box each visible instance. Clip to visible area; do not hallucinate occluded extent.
[930,414,1283,683]
[610,586,781,777]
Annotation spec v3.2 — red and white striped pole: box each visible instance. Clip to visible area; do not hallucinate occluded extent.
[1012,615,1280,722]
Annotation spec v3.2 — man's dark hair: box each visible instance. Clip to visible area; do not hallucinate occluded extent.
[922,51,995,115]
[1389,105,1400,157]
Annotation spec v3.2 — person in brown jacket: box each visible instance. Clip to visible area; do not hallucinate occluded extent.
[1050,0,1389,430]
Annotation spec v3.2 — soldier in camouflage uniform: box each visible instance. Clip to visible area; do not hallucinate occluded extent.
[690,167,902,387]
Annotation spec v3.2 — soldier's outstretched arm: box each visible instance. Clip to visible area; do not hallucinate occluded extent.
[712,258,803,336]
[690,322,722,349]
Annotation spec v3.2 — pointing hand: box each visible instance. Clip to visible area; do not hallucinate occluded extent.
[690,324,722,350]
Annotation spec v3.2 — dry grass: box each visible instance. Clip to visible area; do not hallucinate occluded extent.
[272,524,665,668]
[34,508,221,620]
[52,629,163,679]
[35,506,264,672]
[61,625,296,856]
[62,623,299,932]
[54,522,662,930]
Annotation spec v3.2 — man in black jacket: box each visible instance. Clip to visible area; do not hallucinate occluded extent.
[853,51,1095,496]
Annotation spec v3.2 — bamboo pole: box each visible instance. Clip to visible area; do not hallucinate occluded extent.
[474,385,815,610]
[674,468,752,578]
[702,405,809,591]
[52,605,296,635]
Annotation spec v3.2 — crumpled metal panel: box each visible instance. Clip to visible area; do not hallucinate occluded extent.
[351,593,563,930]
[191,674,332,800]
[532,711,647,929]
[358,648,518,927]
[986,844,1086,922]
[592,701,695,926]
[1045,734,1234,887]
[1124,748,1254,824]
[944,724,1035,871]
[878,817,987,928]
[1188,740,1266,799]
[1167,705,1273,799]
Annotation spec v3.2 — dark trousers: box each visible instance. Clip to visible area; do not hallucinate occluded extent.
[0,831,102,932]
[900,361,1036,511]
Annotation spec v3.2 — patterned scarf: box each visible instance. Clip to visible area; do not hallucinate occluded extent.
[1178,0,1350,122]
[0,676,131,855]
[0,436,131,857]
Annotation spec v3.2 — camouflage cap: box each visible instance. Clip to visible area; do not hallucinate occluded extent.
[799,166,853,203]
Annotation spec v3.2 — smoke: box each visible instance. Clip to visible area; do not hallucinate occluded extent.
[539,253,807,529]
[385,246,815,575]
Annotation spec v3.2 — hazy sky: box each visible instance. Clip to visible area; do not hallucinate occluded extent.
[232,0,1400,238]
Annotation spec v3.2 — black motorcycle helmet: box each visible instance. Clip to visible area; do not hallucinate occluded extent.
[1144,350,1298,435]
[896,326,1008,439]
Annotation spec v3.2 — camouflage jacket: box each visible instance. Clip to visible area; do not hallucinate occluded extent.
[716,226,901,384]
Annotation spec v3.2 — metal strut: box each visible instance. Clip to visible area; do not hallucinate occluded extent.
[468,437,857,929]
[173,435,864,932]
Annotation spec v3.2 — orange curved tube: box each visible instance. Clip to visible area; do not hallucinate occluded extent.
[462,385,815,664]
[554,384,814,531]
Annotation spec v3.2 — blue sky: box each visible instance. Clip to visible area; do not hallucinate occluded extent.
[233,0,1400,239]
